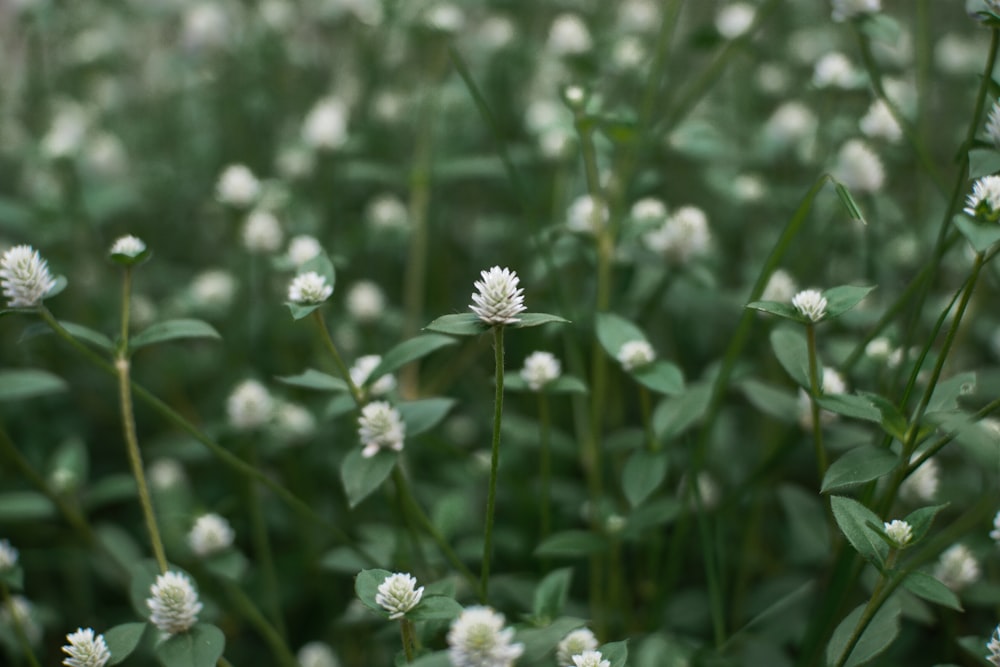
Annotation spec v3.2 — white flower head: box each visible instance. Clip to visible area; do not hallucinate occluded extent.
[965,175,1000,222]
[557,628,599,665]
[630,197,667,225]
[986,100,1000,150]
[0,245,58,308]
[883,519,913,548]
[187,513,235,557]
[547,13,592,55]
[0,539,18,571]
[2,595,39,644]
[900,455,939,503]
[643,206,711,263]
[147,571,202,635]
[227,379,273,431]
[297,642,340,667]
[831,0,881,22]
[366,193,409,230]
[190,270,237,311]
[287,235,322,266]
[149,459,186,490]
[109,235,146,258]
[833,139,884,193]
[242,209,283,253]
[349,355,397,397]
[215,164,260,207]
[761,269,798,303]
[423,3,465,33]
[375,572,424,619]
[617,339,656,371]
[288,271,333,305]
[346,281,386,323]
[573,650,611,667]
[813,52,856,88]
[302,96,348,151]
[447,606,524,667]
[62,627,111,667]
[520,351,561,391]
[274,402,317,441]
[988,625,1000,667]
[567,195,609,235]
[358,401,405,458]
[470,266,526,325]
[934,544,980,591]
[715,3,755,39]
[764,101,817,147]
[792,289,827,322]
[991,509,1000,544]
[860,99,902,143]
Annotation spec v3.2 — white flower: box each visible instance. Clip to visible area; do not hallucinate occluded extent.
[520,351,561,391]
[547,13,592,55]
[567,195,609,235]
[147,571,202,635]
[110,235,146,258]
[792,289,827,322]
[761,269,797,303]
[149,459,186,490]
[991,510,1000,544]
[965,175,1000,221]
[61,627,111,667]
[833,139,884,193]
[2,595,40,644]
[242,209,283,253]
[764,101,817,147]
[447,606,524,667]
[630,198,667,225]
[572,650,611,667]
[287,235,322,266]
[215,164,260,207]
[831,0,881,22]
[618,0,660,32]
[643,205,711,263]
[276,144,315,179]
[274,402,317,441]
[986,101,1000,150]
[557,628,599,665]
[349,355,397,397]
[900,455,939,503]
[798,367,846,429]
[358,401,405,458]
[297,642,340,667]
[302,96,348,151]
[227,379,273,431]
[42,103,89,159]
[0,539,18,571]
[0,245,57,308]
[182,2,230,50]
[860,99,902,143]
[187,513,235,557]
[617,340,656,371]
[883,519,912,548]
[988,625,1000,667]
[288,271,333,304]
[190,270,237,311]
[346,281,386,323]
[469,266,526,325]
[366,193,409,230]
[813,52,856,88]
[934,544,980,591]
[715,3,755,39]
[423,3,465,32]
[375,572,424,619]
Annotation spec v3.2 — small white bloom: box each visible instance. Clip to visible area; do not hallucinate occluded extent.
[110,235,146,258]
[617,340,656,371]
[988,625,1000,667]
[761,269,797,303]
[965,175,1000,221]
[346,281,386,323]
[358,401,405,458]
[366,193,409,230]
[990,510,1000,544]
[883,519,913,548]
[865,337,893,360]
[900,455,939,503]
[276,144,315,180]
[288,271,333,305]
[822,368,847,395]
[182,2,230,50]
[302,96,348,151]
[547,13,592,55]
[215,164,260,207]
[612,35,646,70]
[297,642,340,667]
[557,628,599,665]
[469,266,526,325]
[935,33,984,76]
[242,209,283,253]
[447,606,524,667]
[520,351,561,391]
[833,139,884,193]
[764,101,817,147]
[831,0,881,22]
[274,402,316,441]
[423,3,464,33]
[147,571,203,635]
[573,650,611,667]
[187,513,235,557]
[715,3,755,39]
[0,539,18,571]
[567,195,609,235]
[618,0,660,32]
[62,627,111,667]
[630,197,667,225]
[2,595,40,645]
[0,245,57,308]
[349,355,397,397]
[792,289,827,322]
[860,99,902,143]
[227,379,273,431]
[149,459,186,490]
[287,235,322,266]
[813,52,856,88]
[190,270,237,311]
[934,544,980,591]
[643,205,711,263]
[733,174,766,202]
[375,572,424,619]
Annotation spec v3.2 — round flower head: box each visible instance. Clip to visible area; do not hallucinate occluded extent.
[469,266,526,325]
[547,13,592,55]
[274,401,317,442]
[988,625,1000,667]
[288,271,333,305]
[0,539,18,571]
[792,289,827,322]
[617,339,656,371]
[227,379,273,431]
[900,455,939,503]
[629,197,667,225]
[567,195,609,235]
[187,513,235,557]
[520,351,561,391]
[190,269,237,311]
[375,572,424,619]
[147,571,202,635]
[287,235,322,266]
[643,206,711,263]
[349,355,397,397]
[297,641,340,667]
[761,269,798,303]
[813,52,855,88]
[715,3,755,39]
[302,96,348,151]
[346,281,386,323]
[964,175,1000,222]
[934,543,980,591]
[358,401,405,458]
[557,628,599,665]
[242,209,283,253]
[109,235,146,258]
[831,0,881,22]
[883,519,913,548]
[62,627,111,667]
[215,164,260,207]
[447,606,524,667]
[860,99,902,143]
[0,245,57,308]
[833,139,884,193]
[573,650,611,667]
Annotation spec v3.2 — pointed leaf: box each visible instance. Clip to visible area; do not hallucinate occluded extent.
[286,301,324,320]
[631,360,684,396]
[19,320,114,351]
[341,449,398,508]
[355,568,393,614]
[653,382,712,439]
[0,491,55,521]
[600,640,629,667]
[902,503,948,544]
[817,394,881,423]
[830,496,888,567]
[770,326,810,389]
[745,300,802,321]
[622,449,669,508]
[902,571,962,611]
[424,313,487,336]
[823,285,875,319]
[968,148,1000,179]
[408,595,463,621]
[739,379,800,422]
[532,568,573,621]
[0,369,67,401]
[276,369,348,392]
[953,214,1000,253]
[154,623,225,667]
[105,622,149,665]
[397,398,455,437]
[535,530,607,558]
[510,312,570,328]
[130,319,220,350]
[834,182,866,223]
[859,392,908,441]
[596,313,647,359]
[369,334,458,382]
[826,599,900,667]
[822,446,898,493]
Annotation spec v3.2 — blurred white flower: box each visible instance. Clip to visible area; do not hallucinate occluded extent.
[813,52,856,88]
[358,401,405,458]
[573,650,611,667]
[756,62,791,95]
[617,0,660,33]
[227,379,273,431]
[469,266,526,325]
[761,269,797,303]
[110,235,146,258]
[42,103,89,159]
[423,3,464,32]
[934,544,980,591]
[0,539,18,571]
[345,281,386,323]
[617,340,656,371]
[187,513,235,557]
[276,144,316,179]
[883,519,912,547]
[547,13,592,55]
[84,133,128,176]
[630,197,667,225]
[0,245,57,308]
[375,572,424,619]
[965,175,1000,221]
[833,139,885,193]
[190,269,237,311]
[215,164,260,207]
[366,193,409,230]
[900,455,939,503]
[287,235,322,266]
[716,3,755,39]
[567,194,609,235]
[990,509,1000,544]
[148,459,186,490]
[860,99,902,143]
[476,15,516,51]
[792,289,827,322]
[447,606,524,667]
[988,626,1000,667]
[643,205,711,263]
[274,402,316,441]
[733,174,766,202]
[349,355,397,396]
[557,628,599,666]
[798,367,847,429]
[259,0,295,30]
[302,96,348,151]
[242,209,283,253]
[831,0,881,22]
[764,101,817,147]
[611,35,647,70]
[1,595,40,645]
[288,271,333,304]
[61,627,111,667]
[147,571,202,635]
[182,2,230,50]
[935,33,985,75]
[297,642,340,667]
[520,351,561,391]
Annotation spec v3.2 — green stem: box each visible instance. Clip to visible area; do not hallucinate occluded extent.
[312,311,363,407]
[805,323,827,480]
[639,385,656,452]
[400,619,416,662]
[245,441,286,639]
[218,577,297,667]
[831,550,899,667]
[538,392,552,543]
[480,325,505,602]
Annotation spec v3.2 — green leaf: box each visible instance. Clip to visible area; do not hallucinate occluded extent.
[516,617,588,664]
[953,215,1000,253]
[354,568,393,614]
[275,369,348,392]
[105,622,149,665]
[778,485,830,564]
[653,382,712,439]
[46,275,68,300]
[834,182,866,223]
[424,313,487,336]
[817,394,881,423]
[341,449,398,508]
[535,530,607,558]
[927,371,976,413]
[821,446,898,493]
[770,326,810,389]
[902,504,948,544]
[154,623,225,667]
[286,301,325,320]
[859,392,908,441]
[130,319,221,350]
[532,567,573,621]
[830,496,888,568]
[19,320,114,351]
[408,595,463,621]
[739,379,800,422]
[368,334,458,382]
[48,436,89,490]
[0,369,67,401]
[600,640,629,667]
[826,599,900,667]
[0,565,23,591]
[902,571,963,611]
[397,398,455,437]
[823,285,876,319]
[0,491,55,521]
[622,449,669,508]
[203,549,248,581]
[595,312,647,359]
[545,375,588,394]
[968,147,1000,179]
[631,360,684,396]
[745,300,802,321]
[510,312,570,328]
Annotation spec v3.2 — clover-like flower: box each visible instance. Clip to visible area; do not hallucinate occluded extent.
[61,627,111,667]
[883,519,913,548]
[288,271,333,305]
[349,355,396,397]
[965,175,1000,222]
[617,340,656,371]
[215,164,260,207]
[358,401,405,458]
[469,266,526,325]
[934,544,980,592]
[227,379,273,431]
[375,572,424,619]
[573,650,611,667]
[792,289,827,322]
[447,606,524,667]
[557,628,599,665]
[988,625,1000,667]
[146,571,203,635]
[297,642,339,667]
[520,351,561,391]
[831,0,881,22]
[109,235,147,258]
[0,539,18,571]
[0,245,57,308]
[187,513,235,557]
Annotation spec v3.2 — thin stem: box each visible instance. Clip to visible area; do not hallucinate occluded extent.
[538,392,552,542]
[400,619,416,662]
[480,325,505,602]
[639,385,656,452]
[0,583,40,667]
[805,323,827,480]
[831,550,899,667]
[312,311,363,407]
